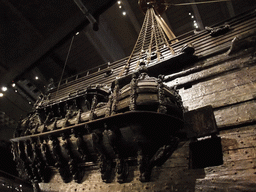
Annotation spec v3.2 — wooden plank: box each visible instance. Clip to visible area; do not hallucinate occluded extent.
[214,100,256,128]
[166,53,256,88]
[180,64,256,103]
[182,81,256,110]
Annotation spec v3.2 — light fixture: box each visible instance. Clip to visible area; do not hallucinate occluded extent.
[0,93,3,97]
[1,86,7,92]
[35,76,39,80]
[191,15,194,18]
[12,83,16,87]
[189,13,191,15]
[76,32,80,35]
[119,5,122,8]
[15,89,18,93]
[122,11,126,16]
[117,1,121,4]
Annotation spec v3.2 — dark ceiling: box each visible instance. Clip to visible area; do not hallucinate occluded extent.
[0,0,256,130]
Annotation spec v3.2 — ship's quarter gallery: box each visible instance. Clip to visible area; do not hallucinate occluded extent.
[1,0,256,192]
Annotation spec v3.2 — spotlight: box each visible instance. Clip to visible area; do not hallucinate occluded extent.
[119,5,122,8]
[35,76,39,80]
[191,16,194,18]
[1,86,7,92]
[12,83,16,87]
[122,11,126,16]
[0,93,3,97]
[117,1,121,4]
[76,32,80,35]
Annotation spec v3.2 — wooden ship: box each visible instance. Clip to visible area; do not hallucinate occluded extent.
[10,0,256,191]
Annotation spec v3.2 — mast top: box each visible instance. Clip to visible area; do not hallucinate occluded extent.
[138,0,168,15]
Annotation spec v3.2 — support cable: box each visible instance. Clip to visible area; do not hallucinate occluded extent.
[56,35,75,96]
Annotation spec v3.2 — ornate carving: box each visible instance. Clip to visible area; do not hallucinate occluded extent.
[137,148,151,182]
[61,134,84,183]
[129,74,138,111]
[116,156,129,183]
[111,80,119,115]
[157,74,167,114]
[12,74,185,184]
[91,132,113,183]
[105,95,113,117]
[89,95,98,120]
[49,136,72,183]
[205,23,230,37]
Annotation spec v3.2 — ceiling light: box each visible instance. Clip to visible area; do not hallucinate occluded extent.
[122,11,126,16]
[0,93,3,97]
[35,76,39,80]
[191,16,194,18]
[1,86,7,92]
[117,1,121,4]
[189,13,191,15]
[12,83,16,87]
[119,5,122,8]
[193,20,196,23]
[76,32,79,35]
[15,89,18,92]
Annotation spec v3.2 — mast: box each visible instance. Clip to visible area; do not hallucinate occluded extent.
[118,2,177,77]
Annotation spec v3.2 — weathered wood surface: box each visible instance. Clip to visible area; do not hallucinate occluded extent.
[39,46,256,192]
[39,10,256,192]
[39,125,256,192]
[165,49,256,130]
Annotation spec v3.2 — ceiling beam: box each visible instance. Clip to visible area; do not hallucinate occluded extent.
[2,0,43,38]
[83,30,110,63]
[189,0,204,30]
[226,1,235,17]
[162,13,172,31]
[50,52,77,77]
[122,0,141,35]
[0,1,115,85]
[84,16,126,63]
[0,62,8,73]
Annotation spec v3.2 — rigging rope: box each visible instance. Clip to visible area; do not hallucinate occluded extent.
[118,7,176,77]
[56,35,75,96]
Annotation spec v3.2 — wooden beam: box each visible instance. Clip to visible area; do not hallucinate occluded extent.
[226,1,235,17]
[0,0,115,85]
[50,52,77,77]
[84,16,126,62]
[189,0,204,30]
[122,0,141,35]
[0,62,8,72]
